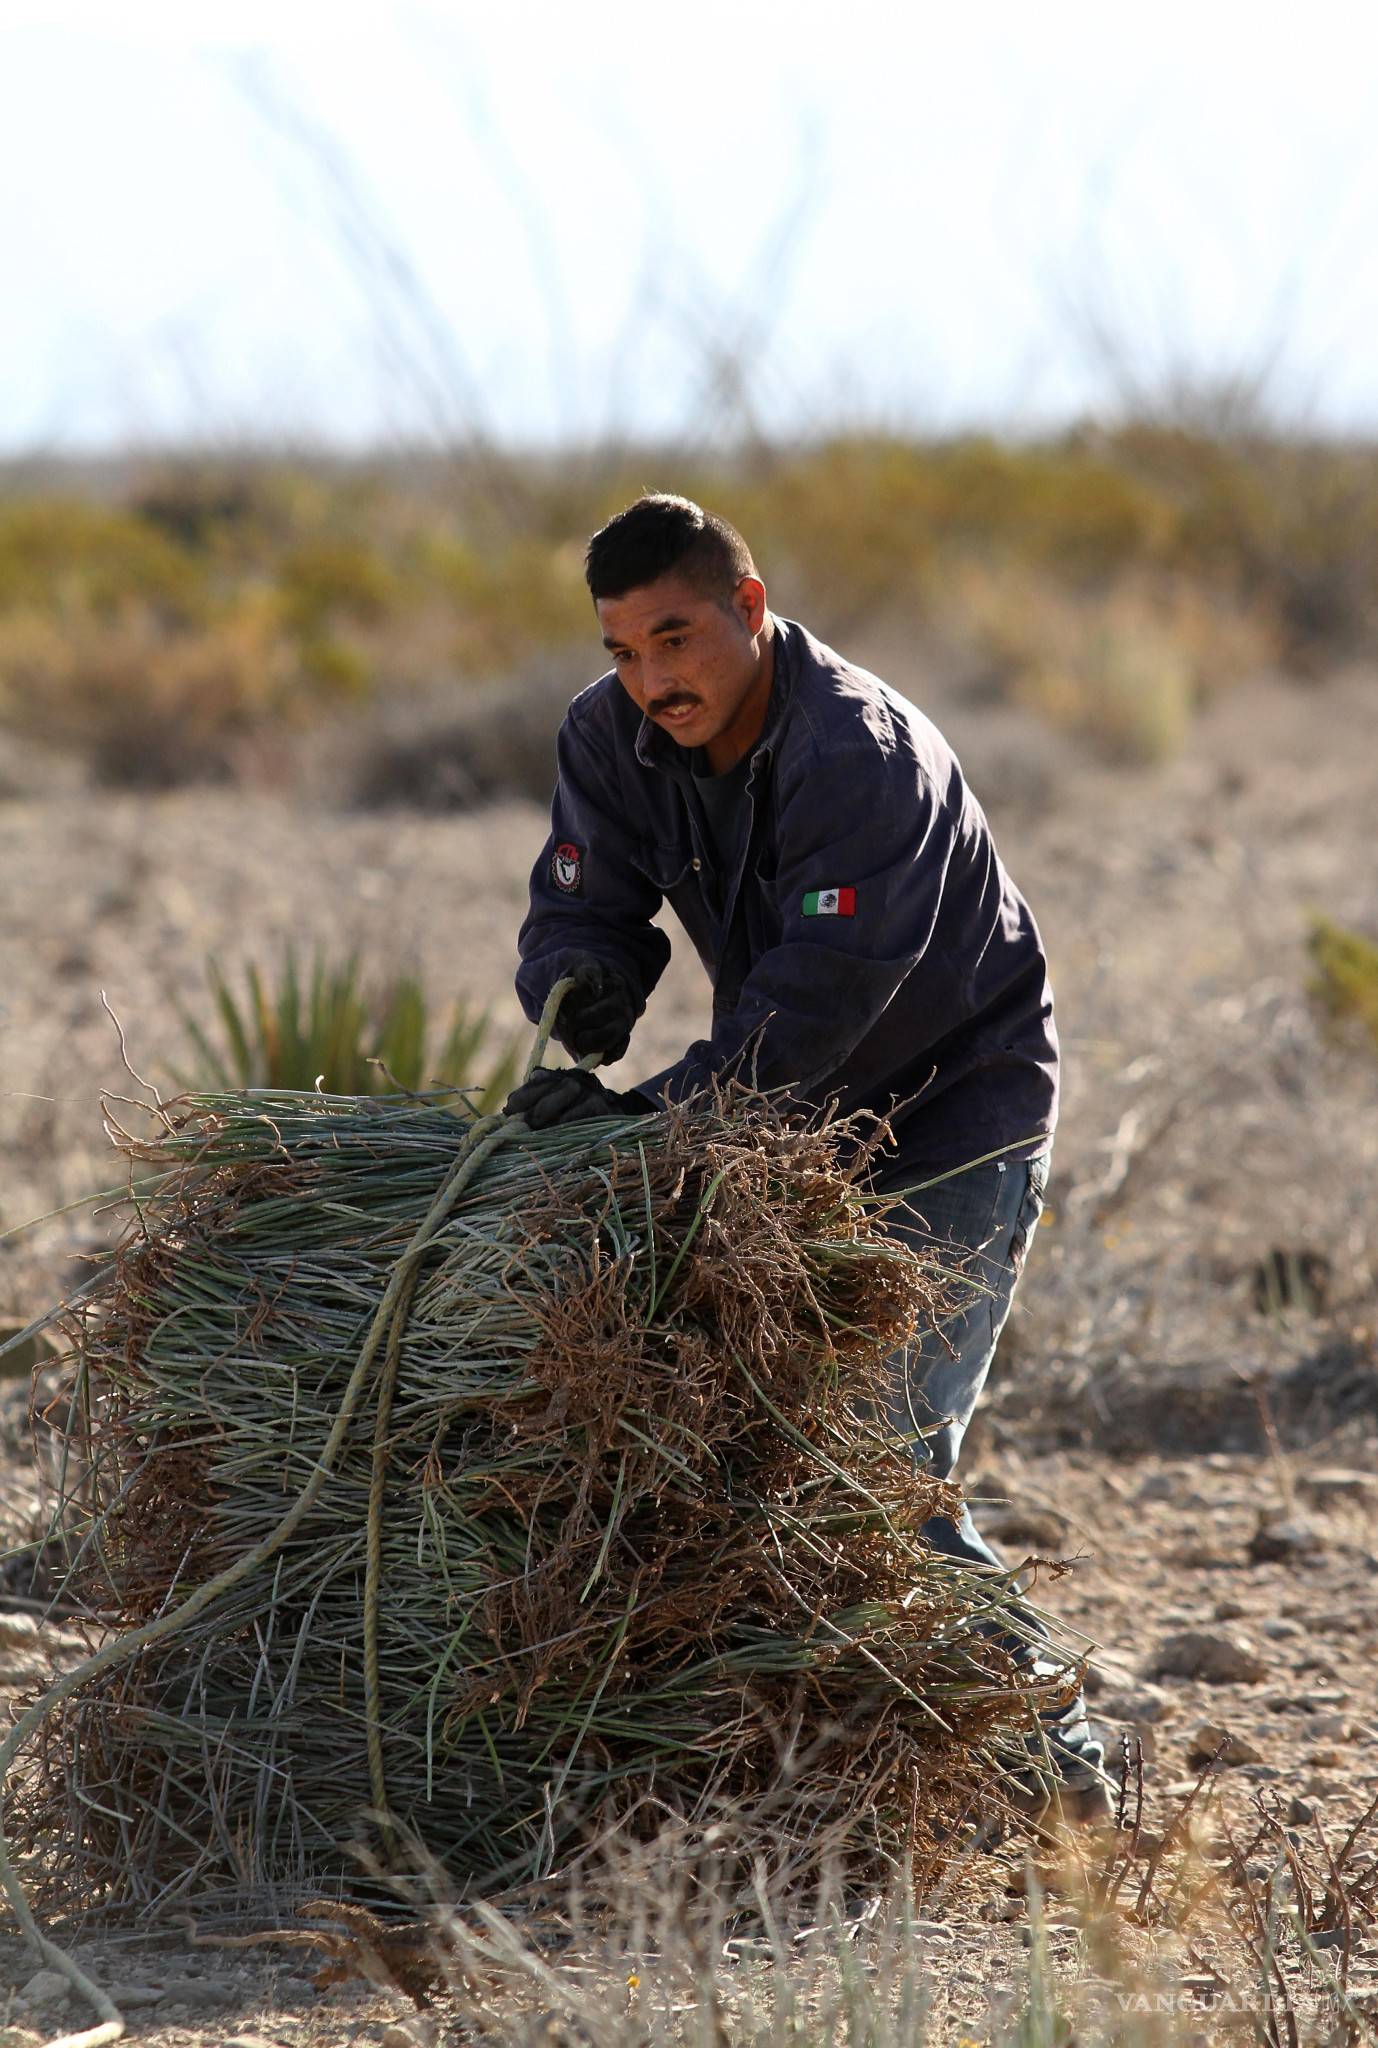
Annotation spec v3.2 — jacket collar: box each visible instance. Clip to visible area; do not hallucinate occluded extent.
[633,615,797,780]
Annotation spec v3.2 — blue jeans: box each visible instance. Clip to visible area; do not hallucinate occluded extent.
[878,1151,1104,1789]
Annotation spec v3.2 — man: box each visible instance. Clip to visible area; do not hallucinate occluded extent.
[507,493,1109,1824]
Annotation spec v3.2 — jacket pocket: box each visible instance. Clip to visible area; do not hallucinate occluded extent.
[636,840,696,893]
[1010,1151,1051,1278]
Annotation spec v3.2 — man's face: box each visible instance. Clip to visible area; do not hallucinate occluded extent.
[597,571,771,765]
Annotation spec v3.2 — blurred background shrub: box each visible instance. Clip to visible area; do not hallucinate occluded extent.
[1,428,1373,798]
[1308,916,1378,1055]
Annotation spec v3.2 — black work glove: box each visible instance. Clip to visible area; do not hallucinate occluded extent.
[554,957,640,1063]
[504,1066,654,1131]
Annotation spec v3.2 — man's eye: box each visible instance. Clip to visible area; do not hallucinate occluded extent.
[664,635,686,649]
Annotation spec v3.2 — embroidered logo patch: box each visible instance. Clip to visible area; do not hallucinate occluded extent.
[802,887,856,917]
[551,841,584,895]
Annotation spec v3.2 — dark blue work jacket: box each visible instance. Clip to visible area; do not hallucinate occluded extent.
[515,616,1058,1181]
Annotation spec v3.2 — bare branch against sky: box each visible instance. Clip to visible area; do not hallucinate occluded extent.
[2,2,1377,450]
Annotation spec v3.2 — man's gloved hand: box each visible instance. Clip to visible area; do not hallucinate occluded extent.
[503,1066,653,1131]
[554,957,639,1063]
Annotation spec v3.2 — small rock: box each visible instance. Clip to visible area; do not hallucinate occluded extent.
[43,1629,86,1657]
[1096,1683,1173,1724]
[1166,1542,1234,1568]
[1308,1746,1345,1767]
[1288,1795,1317,1824]
[221,2036,286,2048]
[1187,1722,1263,1768]
[158,1977,239,2009]
[1147,1629,1267,1685]
[1213,1598,1247,1621]
[1083,1656,1138,1698]
[1125,1827,1166,1856]
[980,1506,1069,1551]
[1298,1687,1350,1708]
[1304,1713,1354,1742]
[1094,1717,1157,1762]
[1299,1466,1375,1505]
[1248,1515,1322,1564]
[1007,1859,1080,1898]
[0,1659,50,1688]
[507,2019,588,2048]
[0,1614,41,1650]
[103,1983,165,2009]
[18,1968,70,2010]
[1261,1617,1302,1640]
[1134,1471,1179,1503]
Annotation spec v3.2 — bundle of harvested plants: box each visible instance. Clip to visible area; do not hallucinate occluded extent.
[11,1004,1079,1918]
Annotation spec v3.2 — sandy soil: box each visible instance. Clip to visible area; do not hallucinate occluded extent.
[0,652,1376,2041]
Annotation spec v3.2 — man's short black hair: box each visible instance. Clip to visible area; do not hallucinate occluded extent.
[585,493,756,604]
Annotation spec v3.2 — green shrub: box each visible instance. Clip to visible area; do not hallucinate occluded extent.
[725,442,940,631]
[927,436,1175,579]
[276,538,398,636]
[296,633,372,698]
[936,566,1270,764]
[130,466,266,553]
[0,500,205,623]
[1116,427,1378,657]
[419,532,590,673]
[1308,915,1378,1052]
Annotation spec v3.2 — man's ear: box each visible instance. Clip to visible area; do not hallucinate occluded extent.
[733,575,768,636]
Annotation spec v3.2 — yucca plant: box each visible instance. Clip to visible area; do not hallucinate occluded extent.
[172,948,523,1112]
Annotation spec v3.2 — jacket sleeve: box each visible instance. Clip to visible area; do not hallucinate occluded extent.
[636,738,962,1108]
[515,703,673,1030]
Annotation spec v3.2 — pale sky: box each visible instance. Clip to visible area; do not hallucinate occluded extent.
[3,0,1378,452]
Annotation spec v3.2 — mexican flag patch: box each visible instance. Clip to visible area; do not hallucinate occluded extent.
[802,887,856,917]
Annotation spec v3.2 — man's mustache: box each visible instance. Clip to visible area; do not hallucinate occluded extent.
[649,694,700,716]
